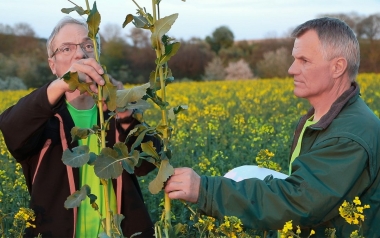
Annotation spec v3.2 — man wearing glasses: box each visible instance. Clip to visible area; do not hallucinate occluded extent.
[0,16,156,237]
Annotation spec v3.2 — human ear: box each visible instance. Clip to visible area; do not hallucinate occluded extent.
[48,57,57,75]
[332,57,347,79]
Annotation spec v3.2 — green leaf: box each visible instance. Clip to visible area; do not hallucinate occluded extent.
[174,105,188,114]
[151,13,178,49]
[70,126,92,142]
[88,193,97,204]
[113,142,129,158]
[116,100,151,113]
[133,15,149,29]
[122,150,140,174]
[62,71,92,94]
[130,128,150,152]
[102,73,117,111]
[141,141,159,160]
[133,110,144,123]
[149,160,174,194]
[113,214,125,235]
[87,152,97,165]
[122,14,134,28]
[64,185,90,209]
[168,108,175,121]
[116,83,149,108]
[87,2,101,39]
[62,146,90,167]
[159,42,181,65]
[61,6,88,15]
[94,148,123,179]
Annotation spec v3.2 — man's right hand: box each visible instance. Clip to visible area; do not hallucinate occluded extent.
[164,167,201,203]
[47,58,105,106]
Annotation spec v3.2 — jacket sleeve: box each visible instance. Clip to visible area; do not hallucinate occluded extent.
[0,83,62,161]
[197,137,371,230]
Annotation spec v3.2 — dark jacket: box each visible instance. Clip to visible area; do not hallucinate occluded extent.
[0,83,158,237]
[197,83,380,237]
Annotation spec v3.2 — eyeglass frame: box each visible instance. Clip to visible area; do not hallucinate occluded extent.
[50,41,95,58]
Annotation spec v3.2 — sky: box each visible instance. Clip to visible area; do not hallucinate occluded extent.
[1,0,380,41]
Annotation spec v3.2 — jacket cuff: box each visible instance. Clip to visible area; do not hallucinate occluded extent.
[197,175,210,212]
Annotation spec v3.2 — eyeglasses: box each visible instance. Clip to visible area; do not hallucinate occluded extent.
[51,41,95,58]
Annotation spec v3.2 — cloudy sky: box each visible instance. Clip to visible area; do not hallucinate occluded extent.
[1,0,379,41]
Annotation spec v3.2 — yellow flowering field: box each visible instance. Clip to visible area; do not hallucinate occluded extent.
[1,74,379,235]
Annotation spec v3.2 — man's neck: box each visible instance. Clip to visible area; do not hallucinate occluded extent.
[310,80,351,122]
[65,91,95,110]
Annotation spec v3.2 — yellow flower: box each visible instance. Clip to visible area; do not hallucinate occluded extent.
[296,225,301,234]
[353,197,361,205]
[207,222,214,231]
[281,220,293,233]
[310,229,315,235]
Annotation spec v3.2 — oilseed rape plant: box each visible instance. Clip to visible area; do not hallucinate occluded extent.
[1,74,380,236]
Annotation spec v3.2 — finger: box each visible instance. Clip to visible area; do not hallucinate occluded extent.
[71,60,104,86]
[82,58,104,74]
[173,167,191,175]
[167,190,187,200]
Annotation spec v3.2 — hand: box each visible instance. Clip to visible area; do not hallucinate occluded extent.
[165,167,201,203]
[47,58,105,106]
[66,58,105,94]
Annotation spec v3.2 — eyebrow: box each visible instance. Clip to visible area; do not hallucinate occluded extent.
[59,37,93,46]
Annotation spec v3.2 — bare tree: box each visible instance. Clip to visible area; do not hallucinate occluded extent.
[13,23,35,37]
[101,23,123,42]
[356,13,380,41]
[127,28,150,48]
[256,47,293,78]
[0,23,14,34]
[225,59,254,80]
[203,57,226,81]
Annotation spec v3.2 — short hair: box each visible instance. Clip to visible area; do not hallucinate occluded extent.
[46,16,101,57]
[291,17,360,82]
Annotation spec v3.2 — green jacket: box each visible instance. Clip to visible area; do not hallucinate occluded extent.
[197,83,380,237]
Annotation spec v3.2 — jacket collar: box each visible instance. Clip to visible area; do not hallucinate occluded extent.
[301,82,360,130]
[290,82,360,154]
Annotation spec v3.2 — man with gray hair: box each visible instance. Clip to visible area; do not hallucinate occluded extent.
[0,16,157,237]
[164,17,380,237]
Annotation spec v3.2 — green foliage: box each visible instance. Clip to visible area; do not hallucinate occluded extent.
[1,74,380,236]
[149,160,174,194]
[206,26,234,54]
[64,185,93,209]
[0,76,27,90]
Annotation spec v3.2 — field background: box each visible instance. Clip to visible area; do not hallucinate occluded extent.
[1,74,380,232]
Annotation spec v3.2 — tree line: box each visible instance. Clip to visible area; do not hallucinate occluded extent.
[0,12,379,90]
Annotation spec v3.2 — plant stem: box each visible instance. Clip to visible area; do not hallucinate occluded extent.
[85,0,111,234]
[164,192,171,236]
[150,0,172,235]
[100,179,111,236]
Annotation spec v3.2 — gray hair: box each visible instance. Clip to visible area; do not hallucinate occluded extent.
[291,17,360,82]
[46,16,101,57]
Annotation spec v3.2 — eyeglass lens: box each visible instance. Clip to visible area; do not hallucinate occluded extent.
[58,41,94,56]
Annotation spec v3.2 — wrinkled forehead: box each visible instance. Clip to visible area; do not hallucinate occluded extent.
[292,30,323,55]
[52,23,89,48]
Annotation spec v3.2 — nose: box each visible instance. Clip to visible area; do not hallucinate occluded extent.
[288,60,297,76]
[74,45,88,59]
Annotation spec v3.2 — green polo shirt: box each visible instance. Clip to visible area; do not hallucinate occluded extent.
[66,102,117,237]
[289,116,317,175]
